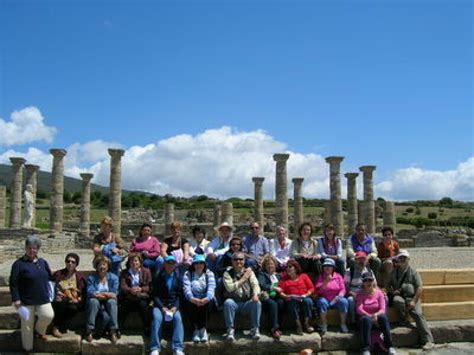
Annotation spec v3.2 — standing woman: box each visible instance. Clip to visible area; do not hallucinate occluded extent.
[51,253,87,338]
[161,221,191,271]
[9,235,54,352]
[257,254,284,339]
[277,260,314,335]
[118,253,152,335]
[85,256,119,344]
[317,224,345,275]
[183,254,216,343]
[129,223,162,271]
[289,222,321,275]
[356,272,396,355]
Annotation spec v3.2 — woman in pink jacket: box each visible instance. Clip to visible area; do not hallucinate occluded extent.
[356,272,396,355]
[314,258,348,334]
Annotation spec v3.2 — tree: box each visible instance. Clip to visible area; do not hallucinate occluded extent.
[428,212,437,219]
[439,197,454,207]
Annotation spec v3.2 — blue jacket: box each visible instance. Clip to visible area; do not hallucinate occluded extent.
[257,270,282,292]
[9,256,52,305]
[153,269,181,310]
[86,272,119,298]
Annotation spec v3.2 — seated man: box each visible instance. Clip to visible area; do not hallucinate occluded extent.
[346,223,381,275]
[222,252,262,342]
[242,222,270,270]
[206,222,234,272]
[389,250,434,350]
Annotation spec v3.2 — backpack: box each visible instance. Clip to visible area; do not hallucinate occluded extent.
[371,329,387,353]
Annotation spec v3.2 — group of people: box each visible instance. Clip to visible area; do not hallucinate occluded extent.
[9,218,435,355]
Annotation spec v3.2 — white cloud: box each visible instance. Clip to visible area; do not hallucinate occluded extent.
[0,107,57,146]
[376,157,474,201]
[1,125,472,201]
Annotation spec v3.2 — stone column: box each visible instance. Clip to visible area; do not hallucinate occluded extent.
[9,157,26,228]
[292,177,304,235]
[273,153,290,229]
[252,177,265,228]
[108,149,125,238]
[25,164,40,227]
[213,204,221,228]
[324,201,332,225]
[221,202,233,225]
[345,172,359,234]
[383,201,397,233]
[79,173,94,237]
[326,156,345,237]
[0,186,6,228]
[49,149,67,232]
[359,165,377,234]
[358,201,366,227]
[164,203,175,235]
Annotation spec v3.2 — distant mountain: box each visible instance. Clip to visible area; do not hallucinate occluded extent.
[0,164,111,194]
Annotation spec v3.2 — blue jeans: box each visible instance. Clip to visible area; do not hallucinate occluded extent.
[261,297,284,330]
[360,314,393,351]
[287,297,313,321]
[150,308,184,352]
[223,298,261,329]
[86,298,118,332]
[347,295,356,322]
[316,296,349,314]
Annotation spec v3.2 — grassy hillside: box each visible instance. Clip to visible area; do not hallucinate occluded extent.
[0,164,110,194]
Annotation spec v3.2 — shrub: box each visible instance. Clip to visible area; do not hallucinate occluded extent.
[406,207,414,213]
[428,212,437,219]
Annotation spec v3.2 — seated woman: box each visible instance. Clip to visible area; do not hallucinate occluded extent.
[183,254,216,343]
[314,258,348,334]
[317,223,345,275]
[356,272,396,355]
[160,221,190,273]
[129,223,161,271]
[51,253,87,338]
[150,255,184,355]
[93,216,127,276]
[270,225,292,270]
[9,235,54,352]
[377,226,400,262]
[289,222,322,275]
[118,253,152,335]
[276,260,314,335]
[189,226,210,256]
[257,254,284,339]
[85,256,119,344]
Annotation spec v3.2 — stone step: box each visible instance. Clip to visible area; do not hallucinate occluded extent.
[0,329,81,353]
[422,301,474,321]
[419,269,474,285]
[0,286,10,307]
[422,284,474,303]
[0,305,19,329]
[0,320,473,354]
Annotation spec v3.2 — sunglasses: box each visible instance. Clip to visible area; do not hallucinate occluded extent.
[194,262,205,265]
[233,258,244,261]
[66,259,77,264]
[250,227,259,230]
[231,243,241,246]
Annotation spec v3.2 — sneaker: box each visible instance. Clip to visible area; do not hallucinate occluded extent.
[225,328,235,342]
[173,351,185,355]
[319,324,328,335]
[340,324,349,333]
[199,328,208,342]
[271,328,282,340]
[362,351,370,355]
[388,347,397,355]
[250,327,260,340]
[150,350,159,355]
[192,329,200,343]
[422,342,435,350]
[85,330,93,343]
[51,327,62,338]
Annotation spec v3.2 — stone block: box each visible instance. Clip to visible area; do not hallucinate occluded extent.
[0,306,19,329]
[321,331,358,351]
[0,286,10,306]
[82,334,144,354]
[35,331,82,353]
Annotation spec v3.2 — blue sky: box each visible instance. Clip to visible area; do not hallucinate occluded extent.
[0,0,473,201]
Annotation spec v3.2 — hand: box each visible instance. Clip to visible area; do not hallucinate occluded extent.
[252,294,259,303]
[392,290,401,296]
[201,298,210,306]
[408,300,416,310]
[372,313,378,323]
[281,294,289,301]
[313,255,321,260]
[112,247,120,255]
[170,307,177,314]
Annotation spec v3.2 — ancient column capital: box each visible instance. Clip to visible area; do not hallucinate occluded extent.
[273,153,290,162]
[359,165,377,174]
[80,173,94,182]
[325,156,345,165]
[25,164,40,173]
[49,148,67,158]
[108,148,125,158]
[9,157,26,166]
[344,172,359,180]
[292,177,304,185]
[252,177,265,184]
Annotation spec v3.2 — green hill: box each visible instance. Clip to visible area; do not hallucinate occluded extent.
[0,164,110,194]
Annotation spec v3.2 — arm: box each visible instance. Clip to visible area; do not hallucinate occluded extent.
[206,270,216,301]
[182,242,190,261]
[120,272,132,295]
[355,292,369,316]
[160,242,169,258]
[336,238,343,259]
[86,275,98,298]
[302,274,315,296]
[148,238,161,259]
[140,269,151,294]
[289,240,303,258]
[223,271,247,293]
[346,237,355,259]
[317,238,328,258]
[375,289,386,315]
[337,274,347,297]
[249,271,261,296]
[9,261,21,304]
[369,238,378,259]
[182,271,193,301]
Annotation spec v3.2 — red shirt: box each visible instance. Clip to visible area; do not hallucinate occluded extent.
[278,273,314,296]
